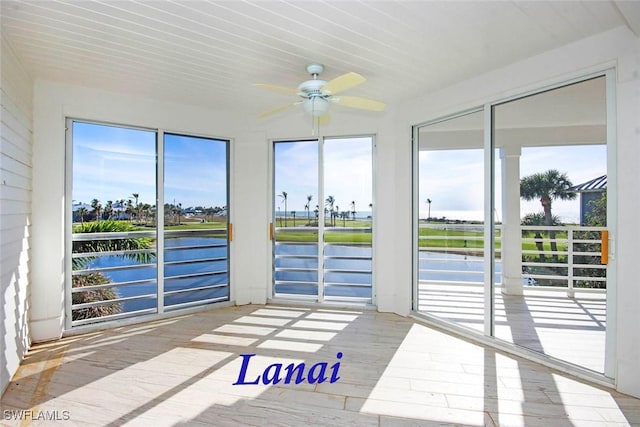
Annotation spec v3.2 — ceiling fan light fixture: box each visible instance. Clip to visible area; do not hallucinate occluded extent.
[303,97,329,117]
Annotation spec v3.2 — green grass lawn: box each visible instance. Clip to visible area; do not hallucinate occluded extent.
[275,231,372,244]
[78,219,568,253]
[273,219,372,243]
[418,226,568,252]
[162,220,227,230]
[274,218,372,228]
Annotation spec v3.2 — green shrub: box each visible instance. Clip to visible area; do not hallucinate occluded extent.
[72,273,121,320]
[72,220,155,320]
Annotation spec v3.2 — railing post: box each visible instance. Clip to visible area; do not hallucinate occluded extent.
[567,228,574,298]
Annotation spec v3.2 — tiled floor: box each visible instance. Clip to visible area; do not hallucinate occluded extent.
[2,304,639,426]
[418,283,606,372]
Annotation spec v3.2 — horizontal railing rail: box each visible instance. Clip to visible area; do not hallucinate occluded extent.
[418,223,606,296]
[71,227,229,326]
[72,228,228,241]
[273,226,372,301]
[71,277,157,293]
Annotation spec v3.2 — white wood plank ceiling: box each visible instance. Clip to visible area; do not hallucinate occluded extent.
[1,1,637,115]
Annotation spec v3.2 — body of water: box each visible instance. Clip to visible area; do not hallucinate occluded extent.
[80,236,229,314]
[77,239,526,317]
[274,243,372,299]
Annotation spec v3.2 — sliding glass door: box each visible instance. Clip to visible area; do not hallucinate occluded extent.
[272,140,320,297]
[273,136,373,303]
[163,133,230,310]
[68,121,230,327]
[70,122,159,325]
[492,76,609,373]
[414,72,614,377]
[414,110,486,332]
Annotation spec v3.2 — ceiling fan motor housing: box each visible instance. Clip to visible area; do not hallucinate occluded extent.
[298,76,330,116]
[298,79,327,96]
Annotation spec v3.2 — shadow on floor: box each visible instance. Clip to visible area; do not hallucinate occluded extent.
[1,303,639,426]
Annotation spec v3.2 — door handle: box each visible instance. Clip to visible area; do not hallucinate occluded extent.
[601,230,608,265]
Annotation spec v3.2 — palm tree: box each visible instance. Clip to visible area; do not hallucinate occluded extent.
[176,203,182,225]
[91,198,102,221]
[306,195,313,225]
[117,199,126,219]
[141,203,151,226]
[126,199,134,223]
[325,195,335,226]
[520,169,576,261]
[104,200,113,219]
[77,207,88,224]
[132,193,140,224]
[278,191,288,227]
[522,212,560,261]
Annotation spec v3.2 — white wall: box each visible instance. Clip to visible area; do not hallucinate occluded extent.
[231,129,270,305]
[613,39,640,398]
[396,26,640,398]
[0,36,33,394]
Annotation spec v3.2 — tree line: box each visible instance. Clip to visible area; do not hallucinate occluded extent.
[276,192,372,227]
[74,193,227,225]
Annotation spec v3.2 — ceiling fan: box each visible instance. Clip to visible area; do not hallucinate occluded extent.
[254,64,386,119]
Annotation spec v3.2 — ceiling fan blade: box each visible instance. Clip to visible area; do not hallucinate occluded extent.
[253,83,299,95]
[317,114,331,125]
[322,72,366,95]
[334,96,385,112]
[258,102,298,118]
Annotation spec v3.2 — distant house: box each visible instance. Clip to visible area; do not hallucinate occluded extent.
[569,175,606,225]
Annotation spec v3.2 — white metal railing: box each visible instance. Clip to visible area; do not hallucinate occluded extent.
[521,225,606,297]
[418,223,606,296]
[71,228,229,326]
[273,226,372,302]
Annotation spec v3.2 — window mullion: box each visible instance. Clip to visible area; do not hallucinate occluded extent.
[157,130,165,313]
[318,137,325,303]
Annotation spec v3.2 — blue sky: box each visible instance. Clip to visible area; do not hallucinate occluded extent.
[72,122,228,209]
[273,137,373,215]
[73,121,605,224]
[73,123,372,216]
[164,133,227,209]
[419,144,607,223]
